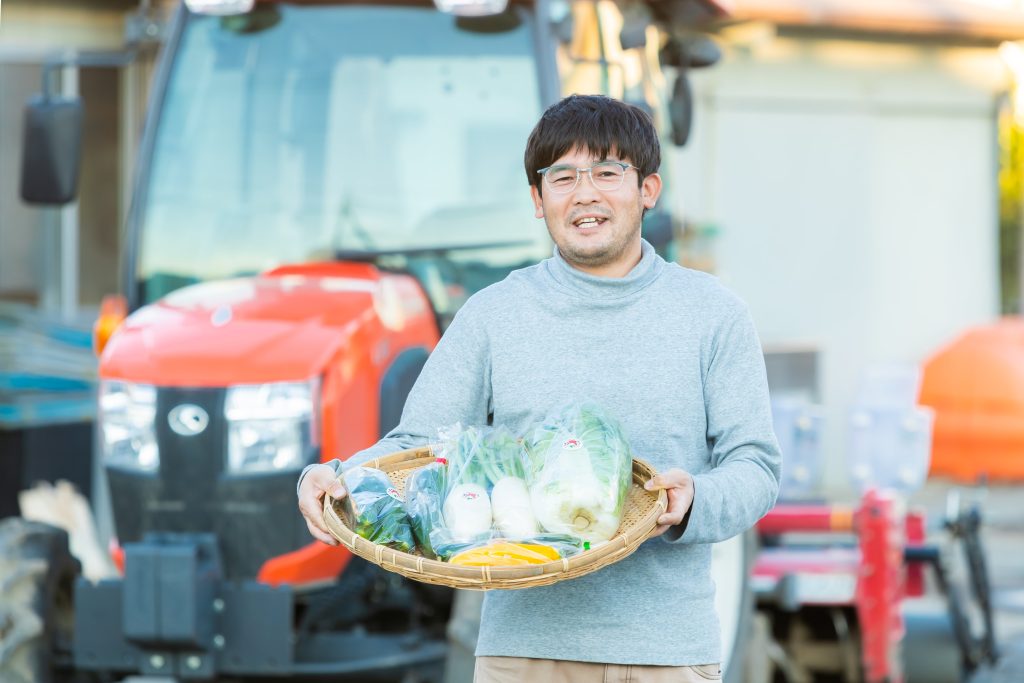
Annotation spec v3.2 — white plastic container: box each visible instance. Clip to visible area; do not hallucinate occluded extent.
[771,398,825,500]
[856,363,922,410]
[847,405,935,494]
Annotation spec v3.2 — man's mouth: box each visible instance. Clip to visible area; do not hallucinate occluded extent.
[572,216,607,228]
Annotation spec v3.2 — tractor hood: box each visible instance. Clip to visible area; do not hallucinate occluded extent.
[101,265,417,387]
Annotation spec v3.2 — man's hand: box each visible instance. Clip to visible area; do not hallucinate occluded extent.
[644,468,695,537]
[298,464,347,545]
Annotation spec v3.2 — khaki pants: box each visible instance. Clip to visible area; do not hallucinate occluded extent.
[474,656,722,683]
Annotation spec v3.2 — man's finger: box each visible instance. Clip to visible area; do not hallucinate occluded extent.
[644,469,689,491]
[657,511,685,527]
[304,465,346,495]
[299,496,323,521]
[666,486,694,510]
[645,474,668,491]
[305,518,339,545]
[313,475,346,500]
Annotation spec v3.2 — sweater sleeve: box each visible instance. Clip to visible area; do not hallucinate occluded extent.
[296,297,492,493]
[664,305,781,544]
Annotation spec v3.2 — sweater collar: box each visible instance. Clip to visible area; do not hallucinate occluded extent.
[543,238,665,299]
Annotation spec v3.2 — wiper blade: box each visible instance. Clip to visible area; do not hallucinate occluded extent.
[334,240,534,262]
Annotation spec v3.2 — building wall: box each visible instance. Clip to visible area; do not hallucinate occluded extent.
[0,63,47,303]
[0,0,166,310]
[671,31,1007,494]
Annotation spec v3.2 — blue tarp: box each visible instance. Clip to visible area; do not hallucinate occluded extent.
[0,304,98,428]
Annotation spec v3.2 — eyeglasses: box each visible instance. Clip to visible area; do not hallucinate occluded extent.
[536,161,636,194]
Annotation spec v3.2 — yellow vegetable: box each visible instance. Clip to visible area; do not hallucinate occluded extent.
[448,542,561,566]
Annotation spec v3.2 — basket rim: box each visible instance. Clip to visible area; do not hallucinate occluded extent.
[321,446,667,589]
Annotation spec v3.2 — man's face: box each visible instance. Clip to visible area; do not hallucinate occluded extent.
[531,146,661,275]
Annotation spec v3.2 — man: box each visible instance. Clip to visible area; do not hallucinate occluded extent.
[298,95,781,682]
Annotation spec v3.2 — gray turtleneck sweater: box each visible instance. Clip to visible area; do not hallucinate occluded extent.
[305,240,781,666]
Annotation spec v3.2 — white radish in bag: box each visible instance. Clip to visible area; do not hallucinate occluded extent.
[490,476,539,537]
[443,483,492,541]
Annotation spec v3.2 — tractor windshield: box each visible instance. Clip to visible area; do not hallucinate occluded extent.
[135,3,548,313]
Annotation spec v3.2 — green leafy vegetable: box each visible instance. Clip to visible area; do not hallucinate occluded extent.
[404,461,449,559]
[439,424,526,489]
[341,466,415,552]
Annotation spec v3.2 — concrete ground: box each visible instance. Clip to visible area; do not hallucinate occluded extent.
[909,479,1024,682]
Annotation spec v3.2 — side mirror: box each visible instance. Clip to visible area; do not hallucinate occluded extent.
[20,94,83,205]
[549,0,574,44]
[620,21,647,50]
[668,72,693,146]
[660,35,722,69]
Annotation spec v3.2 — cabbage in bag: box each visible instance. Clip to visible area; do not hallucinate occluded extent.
[524,403,633,543]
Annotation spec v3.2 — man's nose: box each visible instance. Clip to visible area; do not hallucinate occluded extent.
[572,171,602,201]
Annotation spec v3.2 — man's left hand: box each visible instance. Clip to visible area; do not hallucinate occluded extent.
[644,468,694,537]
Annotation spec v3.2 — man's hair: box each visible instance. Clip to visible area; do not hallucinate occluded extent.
[524,94,660,193]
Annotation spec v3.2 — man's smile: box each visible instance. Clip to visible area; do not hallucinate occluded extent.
[569,213,611,234]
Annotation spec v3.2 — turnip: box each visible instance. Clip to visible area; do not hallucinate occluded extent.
[491,476,539,537]
[443,483,492,541]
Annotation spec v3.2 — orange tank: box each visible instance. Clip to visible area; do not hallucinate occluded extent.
[920,318,1024,482]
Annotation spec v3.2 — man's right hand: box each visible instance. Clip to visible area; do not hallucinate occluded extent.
[298,464,347,545]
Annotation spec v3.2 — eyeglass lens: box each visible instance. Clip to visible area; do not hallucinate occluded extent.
[544,162,628,193]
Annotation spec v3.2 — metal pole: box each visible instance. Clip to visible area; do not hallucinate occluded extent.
[60,60,80,320]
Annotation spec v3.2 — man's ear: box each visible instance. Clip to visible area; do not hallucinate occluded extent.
[530,185,544,218]
[641,173,663,210]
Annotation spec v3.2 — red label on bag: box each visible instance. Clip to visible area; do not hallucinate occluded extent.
[463,491,480,501]
[563,438,582,450]
[386,487,403,502]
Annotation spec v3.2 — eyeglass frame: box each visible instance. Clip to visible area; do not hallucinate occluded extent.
[535,160,638,194]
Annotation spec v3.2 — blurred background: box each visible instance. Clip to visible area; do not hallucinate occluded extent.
[3,0,1024,682]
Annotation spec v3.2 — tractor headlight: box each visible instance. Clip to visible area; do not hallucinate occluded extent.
[224,380,318,474]
[99,381,159,471]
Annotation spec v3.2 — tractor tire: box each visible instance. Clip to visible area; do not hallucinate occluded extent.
[711,530,759,683]
[0,518,80,683]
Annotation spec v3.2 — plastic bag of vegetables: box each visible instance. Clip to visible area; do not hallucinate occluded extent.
[447,540,561,566]
[444,532,588,563]
[404,460,451,559]
[438,424,540,543]
[340,465,415,552]
[524,403,633,544]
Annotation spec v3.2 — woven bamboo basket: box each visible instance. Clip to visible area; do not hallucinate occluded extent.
[322,445,668,590]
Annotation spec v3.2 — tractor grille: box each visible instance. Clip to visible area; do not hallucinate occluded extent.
[107,386,311,580]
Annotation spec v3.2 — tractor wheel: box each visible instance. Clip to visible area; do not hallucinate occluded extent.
[711,530,760,682]
[0,518,80,683]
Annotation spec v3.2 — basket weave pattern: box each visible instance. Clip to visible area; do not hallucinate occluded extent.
[322,446,668,590]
